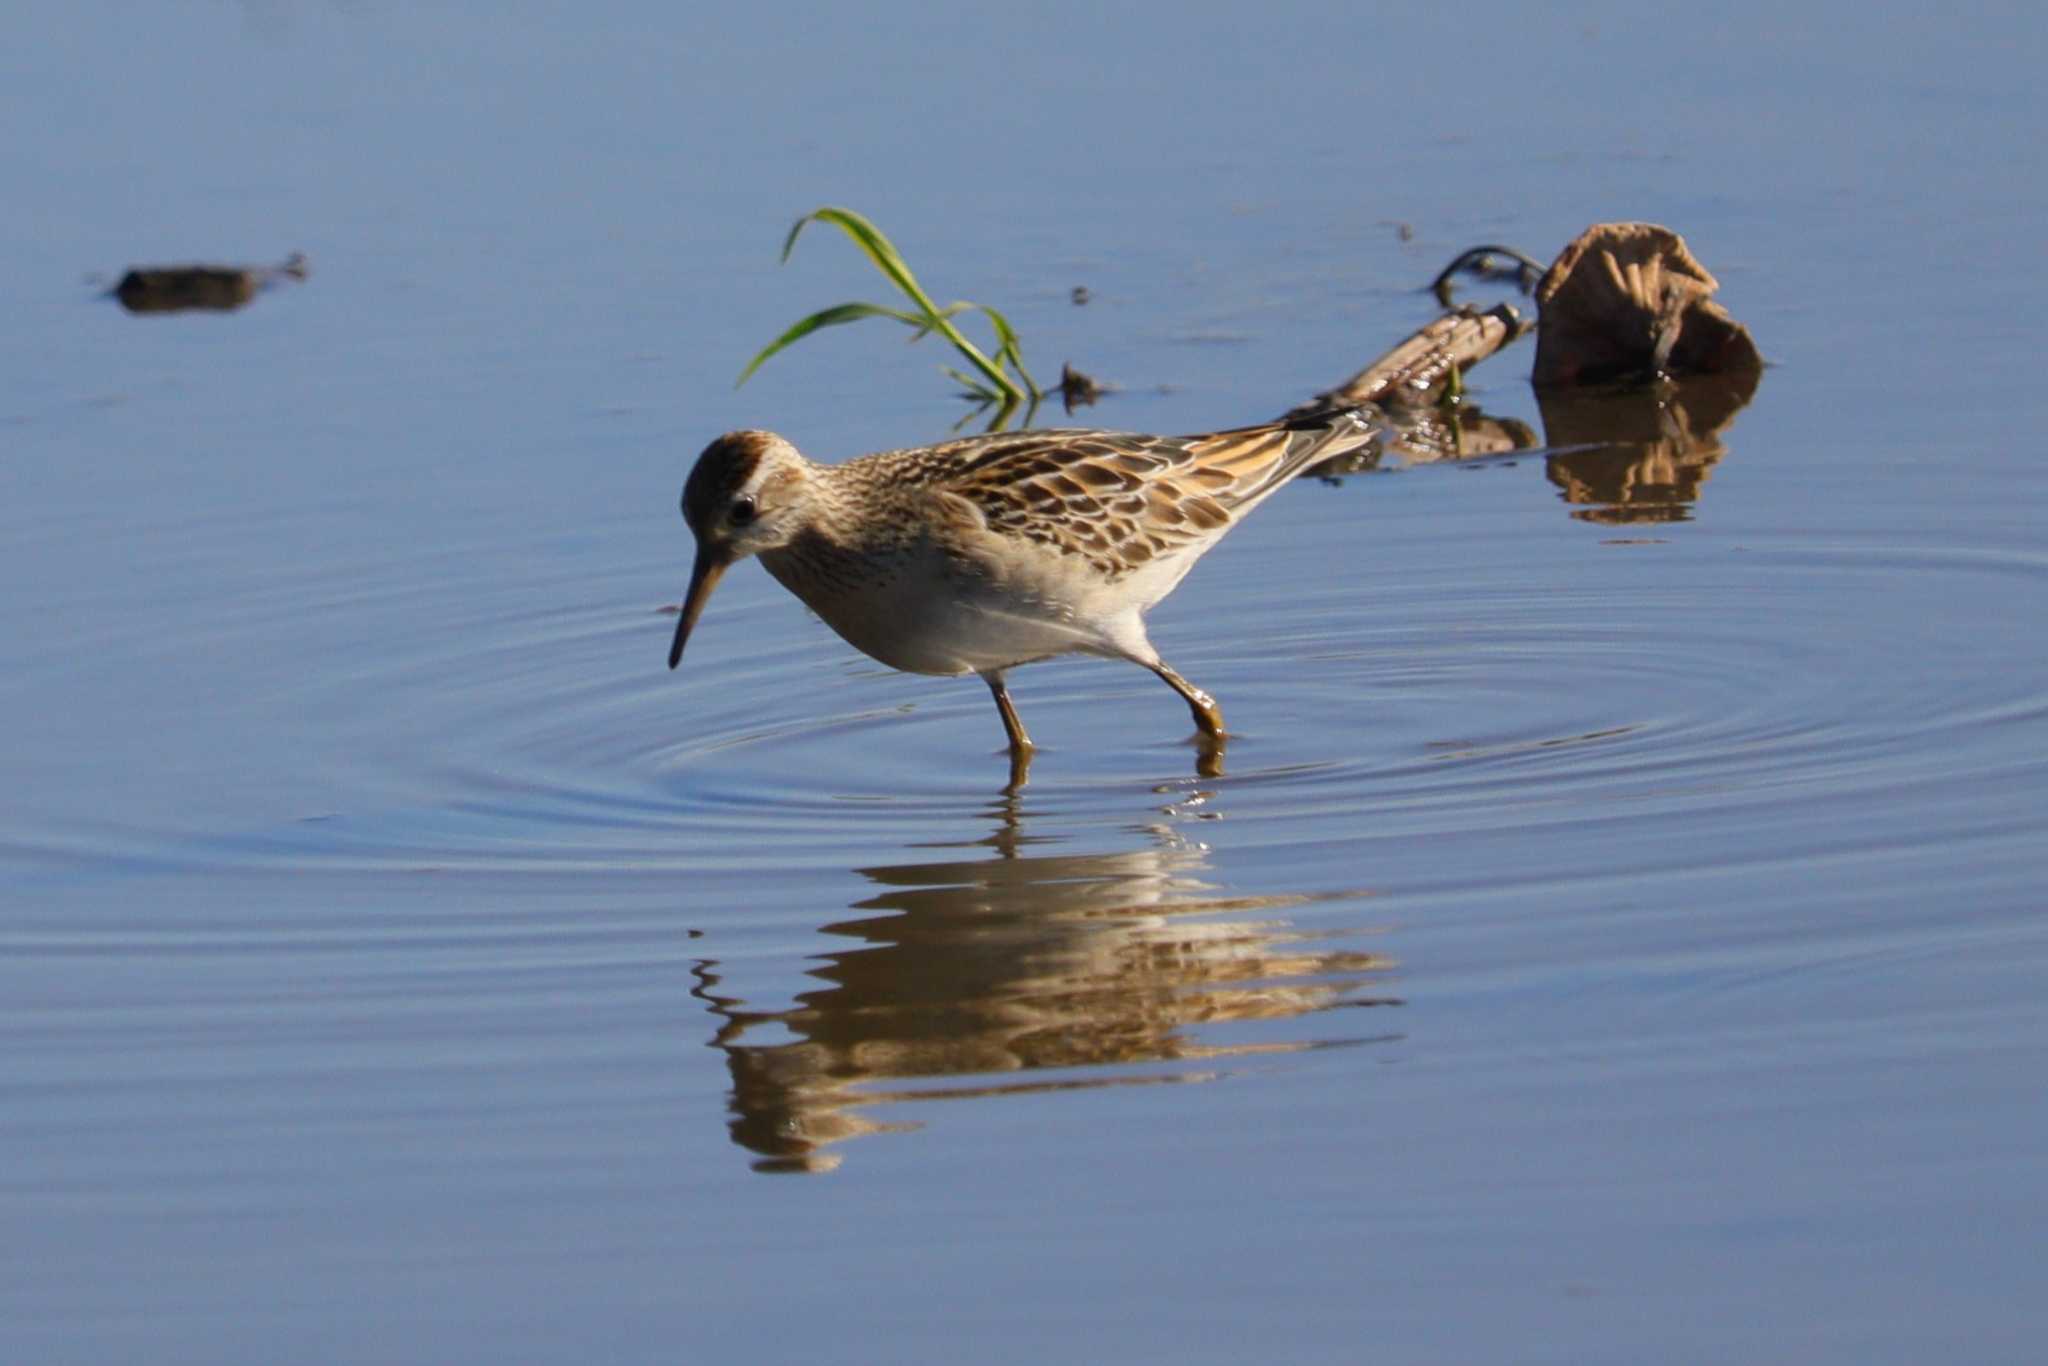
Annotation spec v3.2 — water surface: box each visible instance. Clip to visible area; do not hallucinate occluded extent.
[4,4,2047,1362]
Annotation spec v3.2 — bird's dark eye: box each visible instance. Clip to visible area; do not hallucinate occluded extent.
[730,496,757,526]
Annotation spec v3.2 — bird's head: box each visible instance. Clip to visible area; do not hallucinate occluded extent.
[668,430,810,669]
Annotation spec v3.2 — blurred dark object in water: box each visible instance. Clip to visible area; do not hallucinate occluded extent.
[1057,361,1103,413]
[1070,284,1090,305]
[1539,370,1760,524]
[1532,224,1760,388]
[110,252,309,315]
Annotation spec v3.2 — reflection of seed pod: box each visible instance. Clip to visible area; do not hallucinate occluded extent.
[1537,371,1759,524]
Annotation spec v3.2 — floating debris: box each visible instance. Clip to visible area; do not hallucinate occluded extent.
[1070,285,1091,305]
[1057,361,1104,413]
[1288,223,1762,499]
[110,252,309,315]
[1287,304,1529,419]
[1430,245,1546,306]
[1531,224,1760,388]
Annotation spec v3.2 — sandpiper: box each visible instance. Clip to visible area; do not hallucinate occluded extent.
[667,408,1377,770]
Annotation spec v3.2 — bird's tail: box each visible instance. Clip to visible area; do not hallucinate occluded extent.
[1185,405,1382,511]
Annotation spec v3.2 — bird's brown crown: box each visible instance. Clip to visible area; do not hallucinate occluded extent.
[681,430,778,532]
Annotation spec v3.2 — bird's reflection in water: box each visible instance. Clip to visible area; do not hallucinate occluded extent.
[690,792,1398,1173]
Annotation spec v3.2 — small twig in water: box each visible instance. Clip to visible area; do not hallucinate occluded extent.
[1428,244,1548,306]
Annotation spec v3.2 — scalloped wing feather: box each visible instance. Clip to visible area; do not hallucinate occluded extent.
[880,412,1375,580]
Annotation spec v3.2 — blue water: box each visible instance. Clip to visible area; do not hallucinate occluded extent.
[5,4,2047,1362]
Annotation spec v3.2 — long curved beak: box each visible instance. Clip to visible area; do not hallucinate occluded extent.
[667,546,730,669]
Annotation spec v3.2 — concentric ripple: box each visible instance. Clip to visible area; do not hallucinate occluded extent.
[16,475,2045,901]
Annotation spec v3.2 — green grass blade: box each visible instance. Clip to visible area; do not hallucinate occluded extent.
[771,206,1031,406]
[983,395,1022,432]
[736,301,927,388]
[971,303,1041,398]
[905,301,970,342]
[783,208,924,305]
[940,366,1002,401]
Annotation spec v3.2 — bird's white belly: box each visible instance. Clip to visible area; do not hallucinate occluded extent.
[761,546,1112,676]
[820,579,1099,675]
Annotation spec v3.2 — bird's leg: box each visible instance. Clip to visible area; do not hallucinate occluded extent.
[983,672,1035,757]
[1150,661,1226,739]
[984,673,1035,790]
[1004,744,1033,793]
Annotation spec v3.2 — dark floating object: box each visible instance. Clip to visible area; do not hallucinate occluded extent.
[1069,285,1091,305]
[1422,223,1759,388]
[1531,224,1760,388]
[1279,221,1761,519]
[1057,361,1104,413]
[110,251,309,315]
